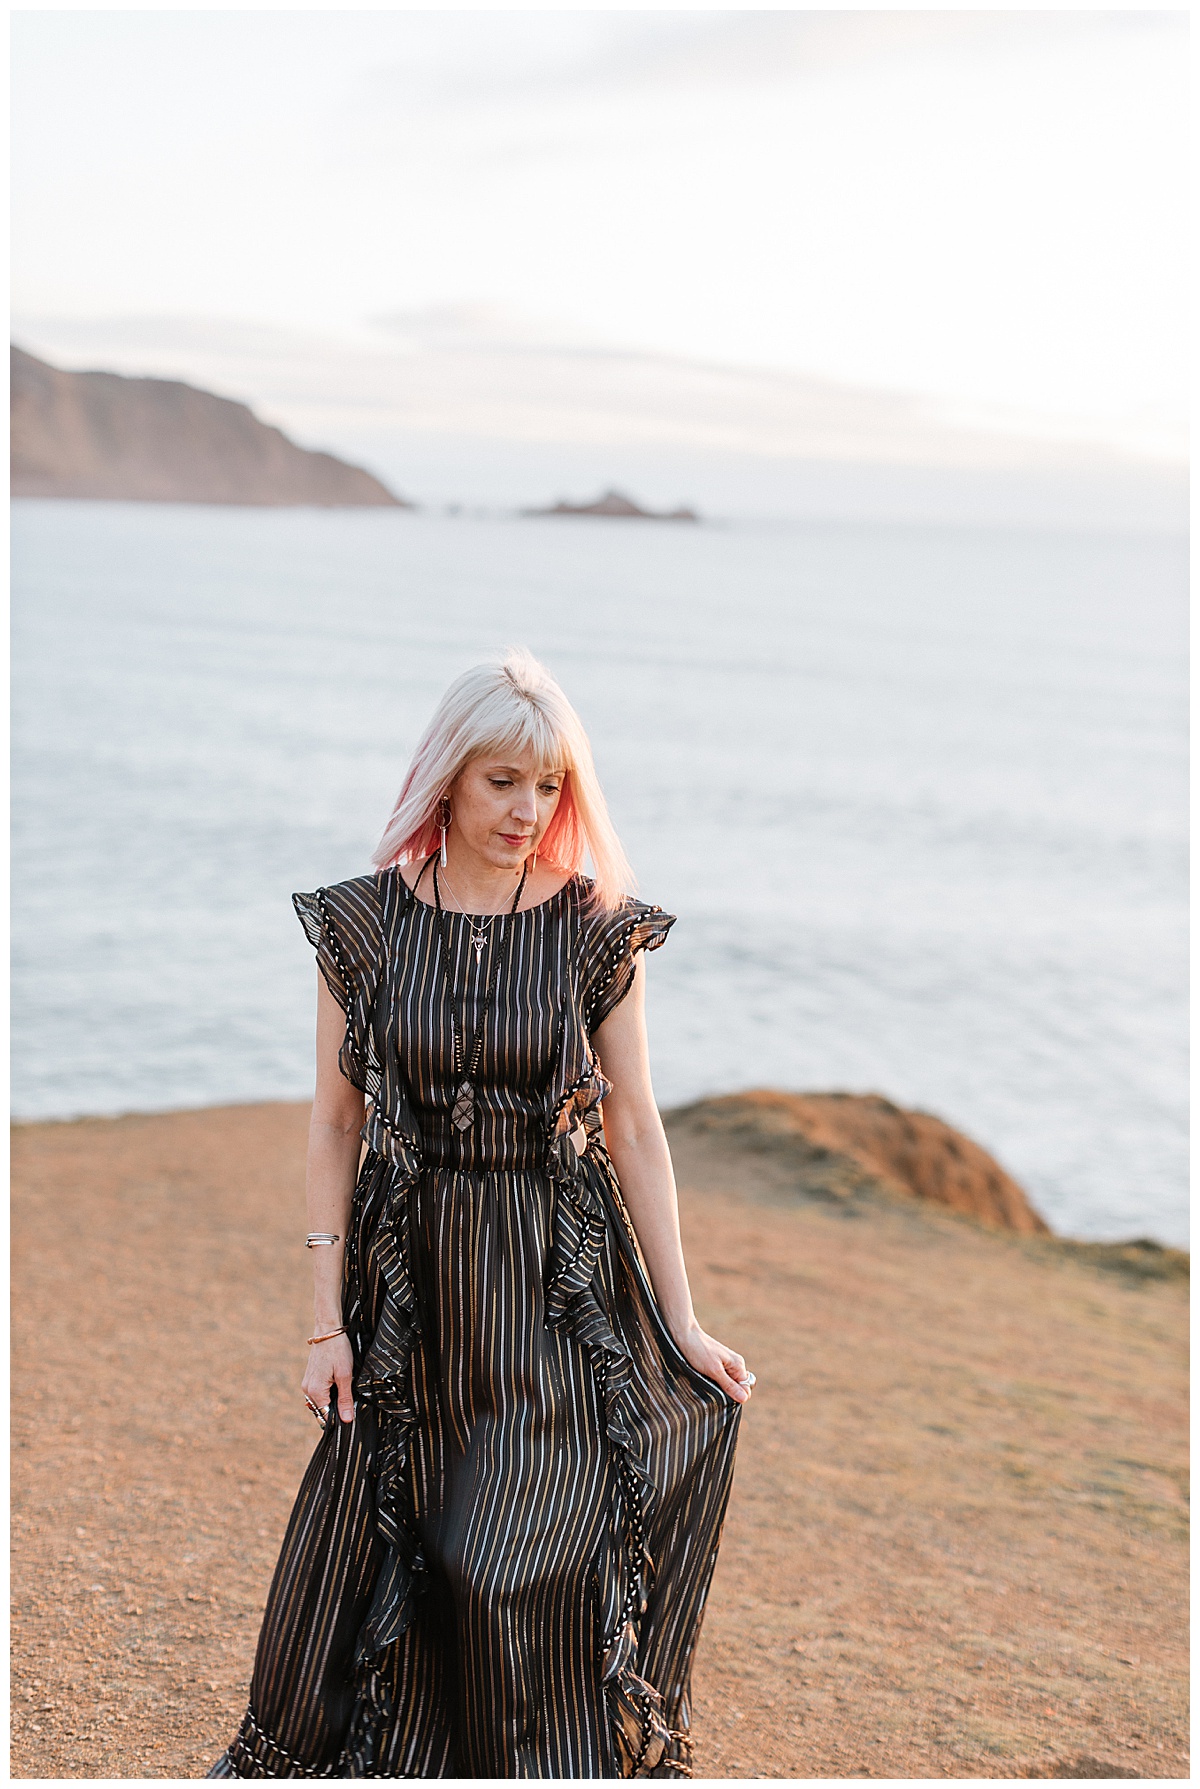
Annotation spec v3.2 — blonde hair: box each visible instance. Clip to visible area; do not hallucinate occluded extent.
[372,648,634,912]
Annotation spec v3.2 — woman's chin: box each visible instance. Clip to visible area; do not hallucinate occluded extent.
[466,850,523,877]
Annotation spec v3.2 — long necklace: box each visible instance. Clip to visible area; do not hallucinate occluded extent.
[433,859,528,1133]
[435,865,498,964]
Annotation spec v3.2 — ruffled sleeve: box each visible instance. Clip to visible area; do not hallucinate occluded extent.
[582,897,676,1033]
[293,875,385,1091]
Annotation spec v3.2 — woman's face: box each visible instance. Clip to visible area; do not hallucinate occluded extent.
[450,750,565,872]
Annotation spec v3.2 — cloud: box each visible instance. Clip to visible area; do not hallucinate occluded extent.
[604,11,1180,93]
[363,10,1178,115]
[14,309,1185,472]
[12,9,1184,444]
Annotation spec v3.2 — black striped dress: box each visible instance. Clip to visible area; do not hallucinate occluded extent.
[210,869,740,1779]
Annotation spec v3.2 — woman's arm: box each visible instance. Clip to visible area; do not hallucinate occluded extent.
[593,957,752,1405]
[299,973,365,1424]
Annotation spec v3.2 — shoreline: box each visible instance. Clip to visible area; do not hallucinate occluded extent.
[12,1099,1188,1777]
[11,1093,1190,1262]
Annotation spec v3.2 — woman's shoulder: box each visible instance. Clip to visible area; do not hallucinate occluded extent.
[574,884,676,1028]
[570,877,675,935]
[294,871,386,924]
[292,873,392,980]
[572,881,677,970]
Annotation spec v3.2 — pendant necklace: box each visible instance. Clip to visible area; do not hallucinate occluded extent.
[435,866,497,964]
[433,858,528,1133]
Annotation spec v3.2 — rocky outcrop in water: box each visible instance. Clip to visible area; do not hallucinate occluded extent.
[523,487,698,521]
[10,345,408,507]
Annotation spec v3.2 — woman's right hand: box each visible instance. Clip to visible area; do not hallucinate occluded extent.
[301,1333,356,1424]
[672,1320,755,1404]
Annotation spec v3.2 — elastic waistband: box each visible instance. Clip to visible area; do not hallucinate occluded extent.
[418,1157,547,1178]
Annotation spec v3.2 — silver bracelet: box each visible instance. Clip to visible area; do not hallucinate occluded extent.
[305,1233,341,1248]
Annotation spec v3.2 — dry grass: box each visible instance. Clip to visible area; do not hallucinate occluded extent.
[10,1102,1188,1779]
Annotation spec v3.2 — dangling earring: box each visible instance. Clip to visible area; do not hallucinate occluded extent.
[532,848,537,870]
[439,798,450,867]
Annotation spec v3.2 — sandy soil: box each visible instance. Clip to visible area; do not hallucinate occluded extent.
[11,1103,1188,1780]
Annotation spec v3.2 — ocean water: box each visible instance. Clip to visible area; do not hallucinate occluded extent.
[11,500,1188,1245]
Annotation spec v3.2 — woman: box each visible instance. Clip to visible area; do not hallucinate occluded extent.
[212,649,751,1779]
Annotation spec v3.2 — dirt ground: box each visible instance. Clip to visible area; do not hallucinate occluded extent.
[10,1102,1188,1780]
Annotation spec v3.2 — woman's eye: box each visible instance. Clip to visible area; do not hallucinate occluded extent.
[489,778,512,788]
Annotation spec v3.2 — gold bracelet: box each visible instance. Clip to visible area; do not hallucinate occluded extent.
[307,1326,347,1346]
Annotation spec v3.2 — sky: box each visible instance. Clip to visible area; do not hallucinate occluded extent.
[10,7,1190,515]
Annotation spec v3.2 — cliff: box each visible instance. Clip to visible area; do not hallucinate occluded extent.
[670,1089,1052,1233]
[11,1096,1187,1778]
[10,345,408,508]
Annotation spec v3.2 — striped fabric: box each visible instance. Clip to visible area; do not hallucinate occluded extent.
[210,870,740,1779]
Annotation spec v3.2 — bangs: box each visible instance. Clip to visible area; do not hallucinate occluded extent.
[475,707,573,775]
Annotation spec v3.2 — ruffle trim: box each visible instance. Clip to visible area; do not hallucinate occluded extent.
[343,1148,428,1732]
[587,902,676,1034]
[215,1704,331,1778]
[292,887,380,1100]
[545,1134,680,1776]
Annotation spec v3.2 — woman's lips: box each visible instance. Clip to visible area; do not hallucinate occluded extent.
[499,833,530,847]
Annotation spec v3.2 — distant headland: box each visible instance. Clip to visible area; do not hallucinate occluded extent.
[10,346,706,520]
[522,488,699,522]
[10,345,408,508]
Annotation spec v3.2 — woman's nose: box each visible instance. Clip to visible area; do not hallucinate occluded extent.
[511,791,537,822]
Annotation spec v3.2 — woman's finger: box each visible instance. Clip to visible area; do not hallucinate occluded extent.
[333,1366,356,1424]
[713,1360,750,1403]
[301,1357,334,1397]
[713,1343,752,1388]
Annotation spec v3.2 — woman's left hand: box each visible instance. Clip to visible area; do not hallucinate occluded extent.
[673,1321,755,1404]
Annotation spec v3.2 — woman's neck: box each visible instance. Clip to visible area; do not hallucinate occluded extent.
[433,845,526,915]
